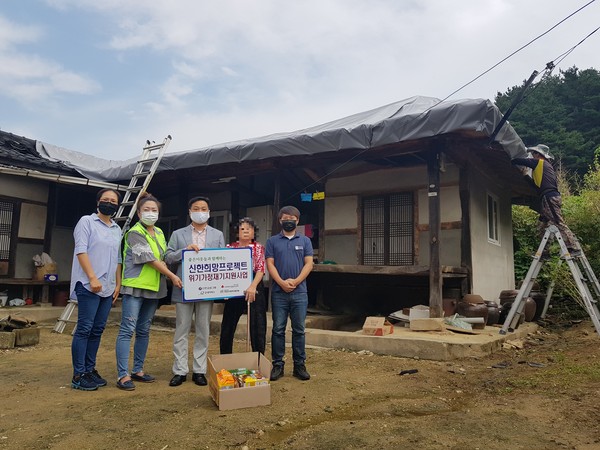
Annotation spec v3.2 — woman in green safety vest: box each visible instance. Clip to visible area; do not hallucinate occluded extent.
[115,192,182,391]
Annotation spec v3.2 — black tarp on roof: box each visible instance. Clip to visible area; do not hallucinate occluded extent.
[35,96,528,182]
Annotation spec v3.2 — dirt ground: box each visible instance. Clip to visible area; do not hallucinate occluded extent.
[1,319,600,450]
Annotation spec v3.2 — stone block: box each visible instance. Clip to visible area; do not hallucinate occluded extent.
[13,327,40,346]
[0,331,16,349]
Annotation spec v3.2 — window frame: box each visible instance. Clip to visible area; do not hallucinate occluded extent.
[486,192,500,245]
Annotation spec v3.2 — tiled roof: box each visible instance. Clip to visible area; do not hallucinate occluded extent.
[0,130,78,175]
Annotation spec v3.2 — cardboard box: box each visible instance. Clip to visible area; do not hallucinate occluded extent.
[207,352,272,411]
[410,317,446,331]
[362,316,394,336]
[33,263,58,281]
[409,305,430,320]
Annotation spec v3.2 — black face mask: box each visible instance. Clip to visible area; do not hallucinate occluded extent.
[281,220,297,232]
[98,201,118,217]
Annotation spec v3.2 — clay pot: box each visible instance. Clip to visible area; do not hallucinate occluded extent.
[498,295,536,322]
[523,297,536,322]
[498,302,525,326]
[463,294,484,304]
[457,301,488,328]
[442,298,458,317]
[52,291,69,307]
[499,290,519,301]
[484,301,500,326]
[530,291,546,321]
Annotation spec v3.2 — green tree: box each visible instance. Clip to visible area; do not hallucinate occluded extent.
[495,67,600,176]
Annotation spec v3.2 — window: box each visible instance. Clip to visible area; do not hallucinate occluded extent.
[362,193,414,265]
[487,193,500,244]
[209,210,230,244]
[0,199,15,276]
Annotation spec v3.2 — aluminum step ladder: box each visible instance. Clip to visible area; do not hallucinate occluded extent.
[500,225,600,337]
[52,136,171,333]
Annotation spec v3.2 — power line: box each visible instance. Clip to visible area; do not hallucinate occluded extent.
[440,0,597,103]
[284,1,598,201]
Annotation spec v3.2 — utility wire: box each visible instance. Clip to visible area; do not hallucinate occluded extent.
[284,1,598,201]
[439,0,597,104]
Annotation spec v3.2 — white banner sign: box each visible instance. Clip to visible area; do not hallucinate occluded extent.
[182,248,253,302]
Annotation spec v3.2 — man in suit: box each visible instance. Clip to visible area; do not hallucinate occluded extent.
[164,196,225,387]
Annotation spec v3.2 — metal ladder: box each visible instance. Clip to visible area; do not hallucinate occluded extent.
[500,224,600,337]
[52,136,171,333]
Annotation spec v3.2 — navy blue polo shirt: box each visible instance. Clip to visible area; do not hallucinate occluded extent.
[265,232,313,293]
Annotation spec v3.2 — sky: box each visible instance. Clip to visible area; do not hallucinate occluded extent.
[0,0,599,161]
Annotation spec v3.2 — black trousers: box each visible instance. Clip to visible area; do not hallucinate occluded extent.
[219,283,267,355]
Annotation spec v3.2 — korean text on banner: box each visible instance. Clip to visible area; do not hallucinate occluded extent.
[182,248,253,302]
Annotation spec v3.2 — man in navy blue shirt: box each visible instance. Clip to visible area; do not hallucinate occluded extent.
[266,206,314,381]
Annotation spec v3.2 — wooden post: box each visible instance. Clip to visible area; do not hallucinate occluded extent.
[459,166,473,296]
[428,146,443,318]
[270,171,281,234]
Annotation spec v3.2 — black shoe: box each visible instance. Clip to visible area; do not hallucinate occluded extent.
[116,378,135,391]
[192,373,207,386]
[293,364,311,381]
[71,373,98,391]
[131,372,156,383]
[89,369,107,387]
[169,374,187,387]
[270,365,284,381]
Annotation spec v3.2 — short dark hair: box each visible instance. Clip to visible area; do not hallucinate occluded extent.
[278,205,300,220]
[188,196,211,209]
[96,188,122,204]
[137,192,161,212]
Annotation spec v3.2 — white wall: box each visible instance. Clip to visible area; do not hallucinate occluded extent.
[469,170,515,301]
[0,175,49,202]
[19,203,47,239]
[324,196,357,229]
[50,227,75,281]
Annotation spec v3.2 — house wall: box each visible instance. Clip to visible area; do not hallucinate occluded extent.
[0,175,50,278]
[417,186,461,266]
[50,227,75,282]
[323,196,357,264]
[469,169,515,300]
[0,175,49,203]
[323,164,462,266]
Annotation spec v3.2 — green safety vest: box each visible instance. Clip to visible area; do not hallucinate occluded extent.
[121,221,167,292]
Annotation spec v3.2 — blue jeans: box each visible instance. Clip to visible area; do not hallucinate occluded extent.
[115,294,159,379]
[271,291,308,367]
[71,281,113,377]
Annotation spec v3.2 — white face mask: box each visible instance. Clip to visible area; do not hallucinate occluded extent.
[140,211,159,226]
[190,211,210,224]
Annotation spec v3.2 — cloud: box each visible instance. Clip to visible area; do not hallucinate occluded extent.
[9,0,600,160]
[0,14,100,106]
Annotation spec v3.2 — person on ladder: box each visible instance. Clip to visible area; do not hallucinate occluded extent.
[512,144,580,257]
